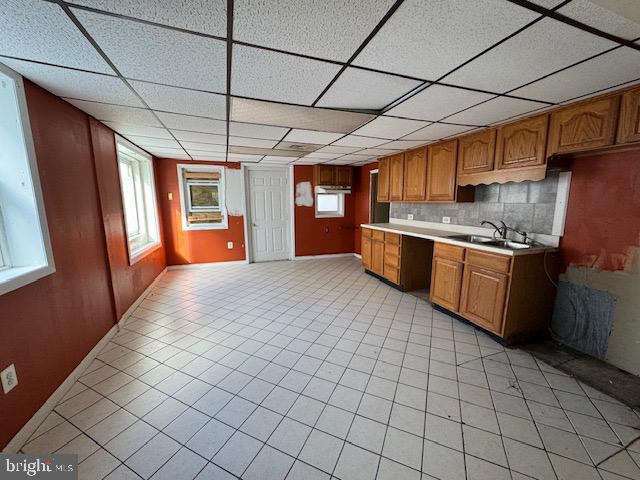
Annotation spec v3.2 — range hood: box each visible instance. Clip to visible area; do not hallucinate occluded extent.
[315,185,352,194]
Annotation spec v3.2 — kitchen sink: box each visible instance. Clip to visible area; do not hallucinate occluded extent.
[447,234,495,244]
[448,235,532,250]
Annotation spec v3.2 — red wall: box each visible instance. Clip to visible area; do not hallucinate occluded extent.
[353,163,378,255]
[90,119,166,318]
[560,150,640,273]
[294,166,356,256]
[155,159,246,265]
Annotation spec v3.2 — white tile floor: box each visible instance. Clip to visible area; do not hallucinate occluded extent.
[20,258,640,480]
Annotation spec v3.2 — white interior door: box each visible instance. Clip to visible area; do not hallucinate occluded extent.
[247,168,290,262]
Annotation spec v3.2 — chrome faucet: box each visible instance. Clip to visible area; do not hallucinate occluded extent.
[481,220,507,239]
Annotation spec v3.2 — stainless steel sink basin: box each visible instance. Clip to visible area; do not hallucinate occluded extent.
[448,235,532,250]
[485,239,532,250]
[447,234,495,244]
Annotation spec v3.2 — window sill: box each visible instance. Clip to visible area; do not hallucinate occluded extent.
[315,213,345,218]
[0,264,56,296]
[182,222,229,231]
[129,241,162,266]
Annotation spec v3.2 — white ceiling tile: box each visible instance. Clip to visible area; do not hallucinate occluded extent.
[284,129,344,144]
[325,159,360,165]
[354,0,537,80]
[227,153,263,163]
[351,116,428,139]
[0,59,143,107]
[229,122,288,140]
[188,153,227,161]
[65,99,161,126]
[180,142,227,152]
[304,152,342,159]
[131,81,226,118]
[332,135,387,148]
[357,148,397,155]
[232,45,340,105]
[73,8,226,91]
[157,153,191,159]
[386,84,494,121]
[511,47,640,103]
[157,112,226,133]
[72,0,227,37]
[377,140,427,150]
[402,123,476,141]
[316,145,362,154]
[337,154,371,161]
[292,159,320,164]
[228,137,278,148]
[316,68,421,110]
[276,141,322,152]
[558,0,640,40]
[104,122,172,139]
[261,156,296,163]
[144,146,187,156]
[233,0,395,62]
[124,135,181,149]
[445,96,548,125]
[171,130,227,144]
[1,0,113,73]
[231,97,374,133]
[444,18,617,93]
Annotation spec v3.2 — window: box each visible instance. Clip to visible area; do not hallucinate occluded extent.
[0,64,55,295]
[116,138,160,263]
[177,165,227,230]
[315,192,345,218]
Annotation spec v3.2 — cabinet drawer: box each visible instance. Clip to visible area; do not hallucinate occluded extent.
[385,232,401,245]
[361,227,372,238]
[372,230,385,241]
[383,264,400,284]
[434,242,465,262]
[466,249,511,274]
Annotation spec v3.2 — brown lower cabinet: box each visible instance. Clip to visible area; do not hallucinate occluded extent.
[430,242,558,343]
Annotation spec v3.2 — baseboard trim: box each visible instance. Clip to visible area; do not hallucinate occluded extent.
[167,259,249,270]
[3,268,167,453]
[293,253,357,260]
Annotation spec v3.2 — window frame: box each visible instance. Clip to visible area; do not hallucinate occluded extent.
[315,192,345,218]
[177,164,228,230]
[115,137,161,265]
[186,179,221,213]
[0,63,55,296]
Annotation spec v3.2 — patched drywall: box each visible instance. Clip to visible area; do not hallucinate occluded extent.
[225,167,244,216]
[295,181,313,207]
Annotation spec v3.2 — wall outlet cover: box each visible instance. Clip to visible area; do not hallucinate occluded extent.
[407,214,414,220]
[1,364,18,394]
[442,216,451,224]
[227,242,234,249]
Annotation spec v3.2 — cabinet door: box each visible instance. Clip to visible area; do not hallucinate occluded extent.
[334,166,353,187]
[389,154,405,201]
[361,236,372,270]
[403,148,427,201]
[459,265,508,334]
[377,158,390,202]
[371,240,385,276]
[426,140,458,202]
[617,87,640,144]
[547,95,619,155]
[314,165,334,186]
[496,115,548,170]
[458,129,496,175]
[430,257,463,312]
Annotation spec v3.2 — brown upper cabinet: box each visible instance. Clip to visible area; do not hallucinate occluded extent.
[547,95,620,155]
[403,147,428,201]
[426,140,458,202]
[377,157,390,202]
[457,129,496,176]
[388,153,405,201]
[313,165,352,187]
[617,86,640,144]
[496,115,549,170]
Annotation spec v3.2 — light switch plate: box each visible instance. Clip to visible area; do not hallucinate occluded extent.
[407,214,414,220]
[442,216,451,224]
[1,364,18,394]
[227,242,234,249]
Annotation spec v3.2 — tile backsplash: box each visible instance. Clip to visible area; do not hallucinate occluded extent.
[390,172,559,235]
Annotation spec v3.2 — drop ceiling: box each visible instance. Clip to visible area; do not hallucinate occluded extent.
[1,0,639,165]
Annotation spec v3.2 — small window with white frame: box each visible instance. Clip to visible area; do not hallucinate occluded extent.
[315,191,345,218]
[0,63,55,295]
[116,137,161,263]
[177,164,227,230]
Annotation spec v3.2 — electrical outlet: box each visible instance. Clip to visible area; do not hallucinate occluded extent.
[1,364,18,394]
[227,242,234,249]
[407,214,414,220]
[167,192,173,200]
[442,216,451,224]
